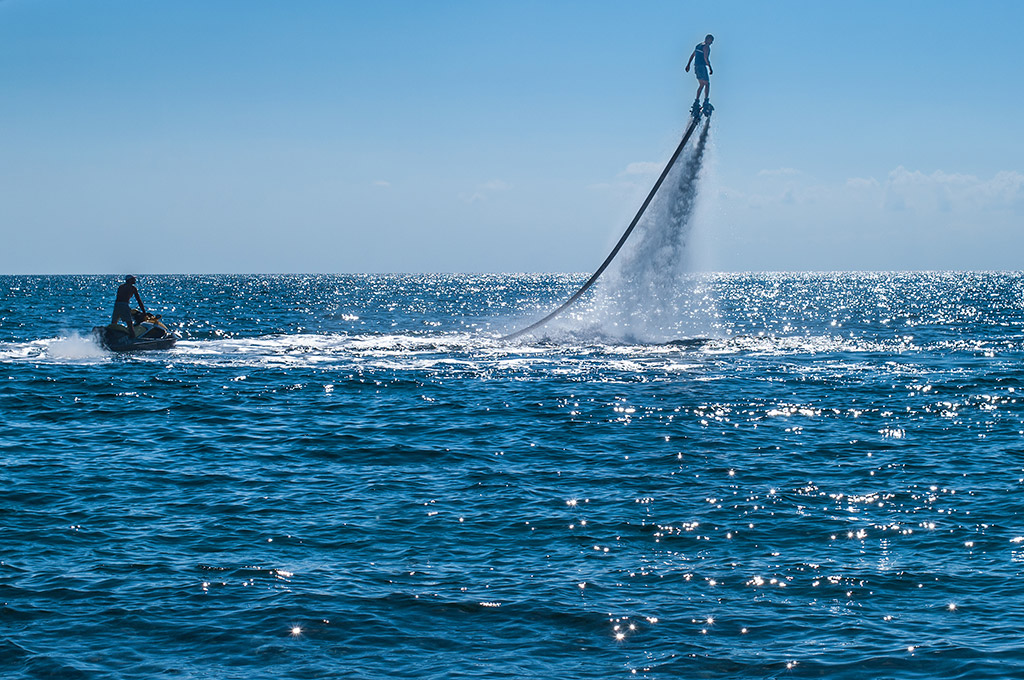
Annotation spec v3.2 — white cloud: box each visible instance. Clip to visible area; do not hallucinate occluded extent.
[846,177,879,189]
[758,167,801,177]
[457,179,512,203]
[884,166,1024,214]
[624,161,661,175]
[726,167,1023,215]
[707,165,1024,271]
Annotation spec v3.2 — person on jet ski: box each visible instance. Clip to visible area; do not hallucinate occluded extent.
[112,275,146,337]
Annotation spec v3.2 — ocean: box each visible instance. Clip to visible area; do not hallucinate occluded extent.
[3,271,1024,679]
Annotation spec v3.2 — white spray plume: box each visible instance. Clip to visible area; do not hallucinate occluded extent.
[579,122,720,343]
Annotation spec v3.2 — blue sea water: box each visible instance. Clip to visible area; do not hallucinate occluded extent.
[3,272,1024,679]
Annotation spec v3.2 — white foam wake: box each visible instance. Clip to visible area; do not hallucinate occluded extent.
[0,333,110,362]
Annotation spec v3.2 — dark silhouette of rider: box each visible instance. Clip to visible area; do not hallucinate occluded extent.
[112,275,146,337]
[685,34,714,108]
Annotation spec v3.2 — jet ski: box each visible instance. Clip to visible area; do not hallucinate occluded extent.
[92,309,178,352]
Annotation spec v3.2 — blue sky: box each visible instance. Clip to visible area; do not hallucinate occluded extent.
[1,0,1021,273]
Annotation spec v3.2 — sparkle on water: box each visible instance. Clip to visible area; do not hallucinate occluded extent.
[1,271,1024,679]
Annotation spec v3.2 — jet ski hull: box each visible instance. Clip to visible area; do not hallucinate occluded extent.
[92,310,178,352]
[92,327,177,351]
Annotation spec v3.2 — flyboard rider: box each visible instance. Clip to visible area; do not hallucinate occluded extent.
[685,34,714,118]
[111,275,146,338]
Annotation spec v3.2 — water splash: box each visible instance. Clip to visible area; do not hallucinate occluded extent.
[46,332,109,360]
[585,121,718,342]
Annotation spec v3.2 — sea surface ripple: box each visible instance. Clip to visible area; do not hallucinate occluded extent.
[2,273,1024,679]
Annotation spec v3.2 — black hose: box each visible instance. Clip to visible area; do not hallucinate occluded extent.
[502,116,706,341]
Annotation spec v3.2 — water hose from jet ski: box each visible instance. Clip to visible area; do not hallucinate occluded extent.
[501,115,706,341]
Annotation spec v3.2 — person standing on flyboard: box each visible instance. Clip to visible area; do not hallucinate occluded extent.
[685,34,714,118]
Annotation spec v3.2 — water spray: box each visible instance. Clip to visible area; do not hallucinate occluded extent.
[502,115,710,341]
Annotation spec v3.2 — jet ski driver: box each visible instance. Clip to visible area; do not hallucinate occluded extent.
[112,275,146,338]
